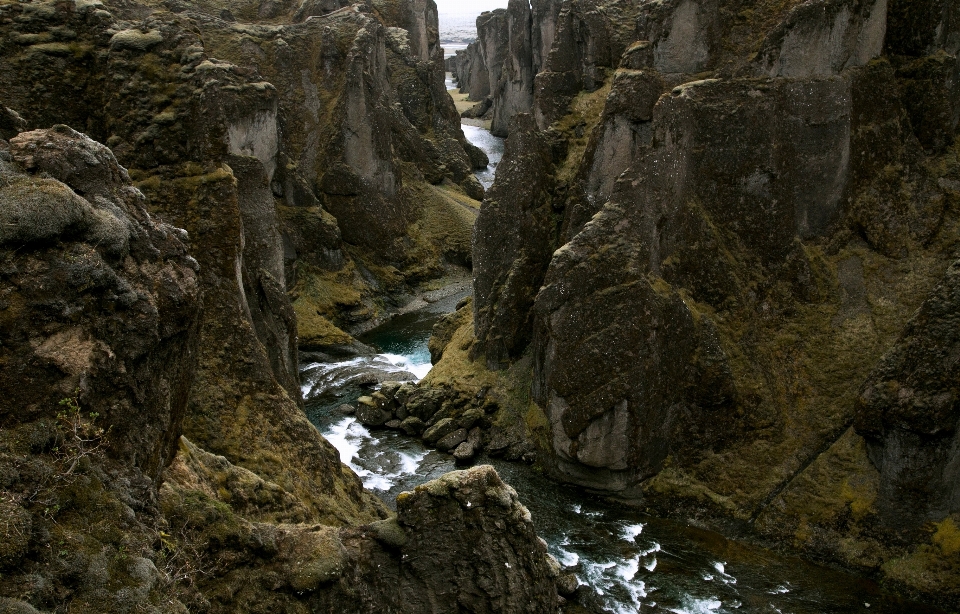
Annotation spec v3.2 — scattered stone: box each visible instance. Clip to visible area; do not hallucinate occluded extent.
[384,419,402,430]
[395,382,417,407]
[356,398,390,426]
[406,388,445,421]
[400,416,426,436]
[453,441,476,463]
[437,428,468,452]
[556,572,579,597]
[370,391,392,411]
[379,381,402,401]
[336,403,355,415]
[422,417,456,445]
[457,407,485,430]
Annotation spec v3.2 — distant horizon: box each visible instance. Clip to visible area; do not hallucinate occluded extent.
[435,0,509,15]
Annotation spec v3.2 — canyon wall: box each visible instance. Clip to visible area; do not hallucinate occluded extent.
[431,0,960,608]
[0,0,559,611]
[449,0,563,137]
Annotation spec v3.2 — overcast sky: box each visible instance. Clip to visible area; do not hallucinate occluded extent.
[435,0,508,14]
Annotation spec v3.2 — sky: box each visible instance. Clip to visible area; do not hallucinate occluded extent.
[435,0,509,15]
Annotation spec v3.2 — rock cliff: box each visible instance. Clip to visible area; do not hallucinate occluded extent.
[0,0,561,611]
[449,0,563,137]
[431,0,960,608]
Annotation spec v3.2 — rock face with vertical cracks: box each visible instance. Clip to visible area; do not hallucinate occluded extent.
[472,114,557,369]
[446,0,960,606]
[855,260,960,532]
[490,0,535,137]
[390,465,560,613]
[449,0,563,137]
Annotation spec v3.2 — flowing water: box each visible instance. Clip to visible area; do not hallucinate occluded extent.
[300,126,944,614]
[461,124,503,190]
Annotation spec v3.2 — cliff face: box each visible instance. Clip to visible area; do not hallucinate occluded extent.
[449,0,563,137]
[0,0,562,611]
[0,126,202,612]
[437,0,960,606]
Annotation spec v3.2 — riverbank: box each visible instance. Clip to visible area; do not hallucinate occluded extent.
[302,292,946,614]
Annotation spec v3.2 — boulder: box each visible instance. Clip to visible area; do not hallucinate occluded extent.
[422,418,457,445]
[453,441,477,463]
[436,428,469,452]
[400,416,427,436]
[357,398,392,426]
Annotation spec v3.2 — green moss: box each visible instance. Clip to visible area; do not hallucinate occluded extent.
[291,262,364,324]
[643,466,739,516]
[934,518,960,556]
[294,304,354,348]
[524,402,552,453]
[554,77,614,183]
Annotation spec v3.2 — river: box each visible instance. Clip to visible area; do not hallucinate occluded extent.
[299,124,943,614]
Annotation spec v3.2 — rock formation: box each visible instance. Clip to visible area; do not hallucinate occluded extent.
[429,0,960,608]
[449,0,563,137]
[0,0,561,611]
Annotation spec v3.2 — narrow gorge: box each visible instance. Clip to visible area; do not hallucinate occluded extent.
[0,0,957,612]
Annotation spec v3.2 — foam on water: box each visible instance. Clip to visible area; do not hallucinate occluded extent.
[322,416,428,491]
[621,522,645,541]
[713,561,737,585]
[381,353,432,380]
[557,547,579,567]
[668,597,723,614]
[641,542,662,556]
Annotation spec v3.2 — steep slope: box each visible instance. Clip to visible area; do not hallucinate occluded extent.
[429,0,960,607]
[0,0,563,611]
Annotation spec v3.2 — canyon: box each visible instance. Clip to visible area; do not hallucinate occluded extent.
[0,0,957,611]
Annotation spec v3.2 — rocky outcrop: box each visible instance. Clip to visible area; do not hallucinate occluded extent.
[0,126,201,611]
[473,115,558,368]
[431,0,960,607]
[160,463,561,612]
[755,0,888,78]
[450,0,562,137]
[855,260,960,532]
[490,1,536,137]
[534,0,647,129]
[0,122,558,614]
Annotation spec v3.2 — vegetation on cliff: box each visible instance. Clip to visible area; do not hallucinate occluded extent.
[430,0,960,608]
[0,0,564,611]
